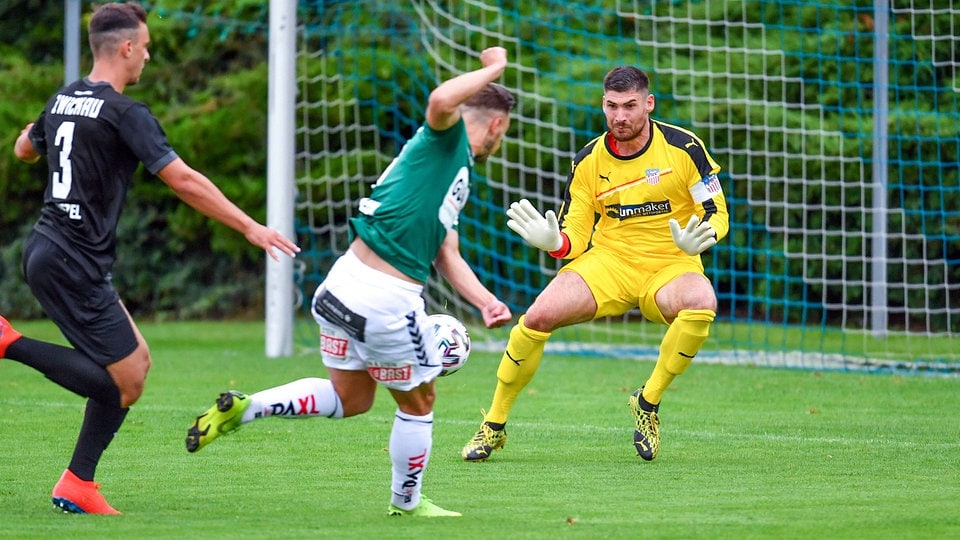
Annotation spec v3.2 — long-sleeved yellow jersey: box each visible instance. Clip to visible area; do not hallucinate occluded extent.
[553,119,729,260]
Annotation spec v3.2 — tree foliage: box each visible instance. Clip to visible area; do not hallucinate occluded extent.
[2,0,957,331]
[0,0,271,319]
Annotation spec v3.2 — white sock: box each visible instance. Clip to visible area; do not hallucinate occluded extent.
[241,377,344,422]
[389,409,433,510]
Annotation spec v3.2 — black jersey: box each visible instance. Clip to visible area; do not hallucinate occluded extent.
[28,78,177,279]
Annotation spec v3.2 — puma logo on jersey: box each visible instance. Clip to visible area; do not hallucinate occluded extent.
[599,172,612,182]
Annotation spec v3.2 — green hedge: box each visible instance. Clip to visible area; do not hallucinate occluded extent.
[0,1,272,320]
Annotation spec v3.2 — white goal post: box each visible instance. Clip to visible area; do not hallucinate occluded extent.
[265,0,297,357]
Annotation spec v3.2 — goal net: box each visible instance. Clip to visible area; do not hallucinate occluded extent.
[292,0,959,373]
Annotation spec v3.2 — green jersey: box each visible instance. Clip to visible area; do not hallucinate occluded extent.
[350,118,472,282]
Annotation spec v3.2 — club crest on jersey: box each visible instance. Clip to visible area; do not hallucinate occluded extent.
[645,168,660,185]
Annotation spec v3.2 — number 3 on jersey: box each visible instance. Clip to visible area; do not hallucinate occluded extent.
[52,121,75,200]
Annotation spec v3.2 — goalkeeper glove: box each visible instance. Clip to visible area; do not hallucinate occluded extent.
[669,215,717,255]
[506,199,563,252]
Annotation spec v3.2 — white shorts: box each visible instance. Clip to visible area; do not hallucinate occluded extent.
[311,249,443,391]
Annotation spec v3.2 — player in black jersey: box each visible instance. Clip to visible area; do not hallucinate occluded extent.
[3,2,298,514]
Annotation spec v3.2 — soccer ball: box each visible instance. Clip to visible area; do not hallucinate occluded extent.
[428,313,471,376]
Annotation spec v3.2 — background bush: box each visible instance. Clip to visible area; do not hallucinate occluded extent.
[0,0,271,320]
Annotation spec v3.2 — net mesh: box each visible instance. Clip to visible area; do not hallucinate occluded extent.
[168,0,960,373]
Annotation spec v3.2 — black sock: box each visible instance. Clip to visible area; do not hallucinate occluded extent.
[638,392,659,413]
[69,399,130,481]
[4,337,121,407]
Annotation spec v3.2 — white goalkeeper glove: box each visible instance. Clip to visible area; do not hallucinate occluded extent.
[669,215,717,255]
[506,199,563,252]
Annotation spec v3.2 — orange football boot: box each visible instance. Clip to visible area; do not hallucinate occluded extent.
[51,469,121,515]
[0,315,23,359]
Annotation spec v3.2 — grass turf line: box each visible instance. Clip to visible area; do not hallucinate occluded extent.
[0,320,957,539]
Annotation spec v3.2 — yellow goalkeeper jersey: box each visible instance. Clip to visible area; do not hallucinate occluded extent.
[555,119,729,260]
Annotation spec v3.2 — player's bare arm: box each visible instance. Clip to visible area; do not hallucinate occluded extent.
[156,158,300,260]
[14,123,40,164]
[433,230,512,328]
[425,46,508,132]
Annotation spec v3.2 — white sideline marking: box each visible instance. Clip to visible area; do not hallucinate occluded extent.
[2,398,946,451]
[473,341,960,377]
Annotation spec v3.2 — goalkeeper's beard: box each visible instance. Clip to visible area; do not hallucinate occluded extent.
[609,122,644,142]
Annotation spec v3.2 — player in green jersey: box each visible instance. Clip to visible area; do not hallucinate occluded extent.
[186,47,516,517]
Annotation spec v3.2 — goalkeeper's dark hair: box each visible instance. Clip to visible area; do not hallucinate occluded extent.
[89,2,148,57]
[603,66,650,94]
[464,83,516,114]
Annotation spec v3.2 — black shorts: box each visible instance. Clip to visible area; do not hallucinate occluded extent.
[22,232,139,367]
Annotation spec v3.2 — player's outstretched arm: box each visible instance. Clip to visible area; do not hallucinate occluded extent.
[157,158,300,261]
[425,46,508,132]
[434,229,512,329]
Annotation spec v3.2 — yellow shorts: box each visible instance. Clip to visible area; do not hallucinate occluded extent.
[559,248,706,325]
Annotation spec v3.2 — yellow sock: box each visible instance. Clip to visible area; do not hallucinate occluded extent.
[642,309,715,405]
[485,316,550,425]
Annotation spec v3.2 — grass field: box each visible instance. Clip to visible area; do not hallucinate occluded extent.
[1,320,958,539]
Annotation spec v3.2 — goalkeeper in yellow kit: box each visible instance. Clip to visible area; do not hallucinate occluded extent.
[462,66,729,462]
